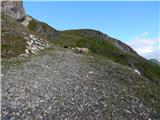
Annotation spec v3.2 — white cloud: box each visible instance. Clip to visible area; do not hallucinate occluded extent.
[142,32,149,36]
[126,32,160,59]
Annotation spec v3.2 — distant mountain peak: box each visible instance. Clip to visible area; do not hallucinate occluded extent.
[150,58,160,65]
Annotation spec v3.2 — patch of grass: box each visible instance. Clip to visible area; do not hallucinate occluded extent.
[27,19,37,31]
[1,58,28,69]
[135,81,160,118]
[1,34,27,58]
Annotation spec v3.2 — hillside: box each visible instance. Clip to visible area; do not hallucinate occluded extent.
[1,46,159,119]
[1,0,160,119]
[51,29,160,84]
[1,13,49,58]
[24,17,160,84]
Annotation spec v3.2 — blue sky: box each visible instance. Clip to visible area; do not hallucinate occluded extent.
[24,1,159,59]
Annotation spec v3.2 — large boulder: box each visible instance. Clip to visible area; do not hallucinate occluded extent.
[1,0,25,22]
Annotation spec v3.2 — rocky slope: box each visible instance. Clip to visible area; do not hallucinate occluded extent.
[1,0,160,119]
[26,18,59,40]
[1,46,159,119]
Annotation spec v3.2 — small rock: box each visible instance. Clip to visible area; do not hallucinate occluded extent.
[25,49,30,54]
[124,109,131,114]
[134,69,141,75]
[86,74,89,78]
[19,54,28,57]
[1,73,4,77]
[89,71,93,74]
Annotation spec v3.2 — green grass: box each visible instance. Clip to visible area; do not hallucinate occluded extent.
[131,76,160,118]
[1,34,27,58]
[27,18,58,41]
[27,19,46,32]
[1,58,26,68]
[27,19,38,31]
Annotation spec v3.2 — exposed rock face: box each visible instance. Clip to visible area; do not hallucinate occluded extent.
[113,39,137,55]
[1,0,25,22]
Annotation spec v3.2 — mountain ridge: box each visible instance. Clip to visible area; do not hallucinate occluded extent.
[60,29,138,55]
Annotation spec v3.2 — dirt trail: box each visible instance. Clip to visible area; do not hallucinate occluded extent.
[1,47,156,120]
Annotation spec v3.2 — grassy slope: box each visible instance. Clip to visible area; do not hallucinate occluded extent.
[51,30,160,83]
[1,35,27,58]
[1,14,49,58]
[1,14,28,58]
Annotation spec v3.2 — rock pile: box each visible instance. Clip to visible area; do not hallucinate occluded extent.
[24,34,49,54]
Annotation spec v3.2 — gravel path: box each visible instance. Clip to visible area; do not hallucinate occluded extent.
[1,47,156,120]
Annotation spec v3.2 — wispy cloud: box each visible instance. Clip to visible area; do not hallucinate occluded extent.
[127,32,160,59]
[142,32,149,36]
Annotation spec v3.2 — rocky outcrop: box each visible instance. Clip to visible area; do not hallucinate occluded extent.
[27,19,59,40]
[21,15,32,27]
[1,0,25,22]
[113,39,137,55]
[1,1,50,58]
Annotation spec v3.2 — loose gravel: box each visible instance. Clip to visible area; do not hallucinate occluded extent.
[1,47,157,120]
